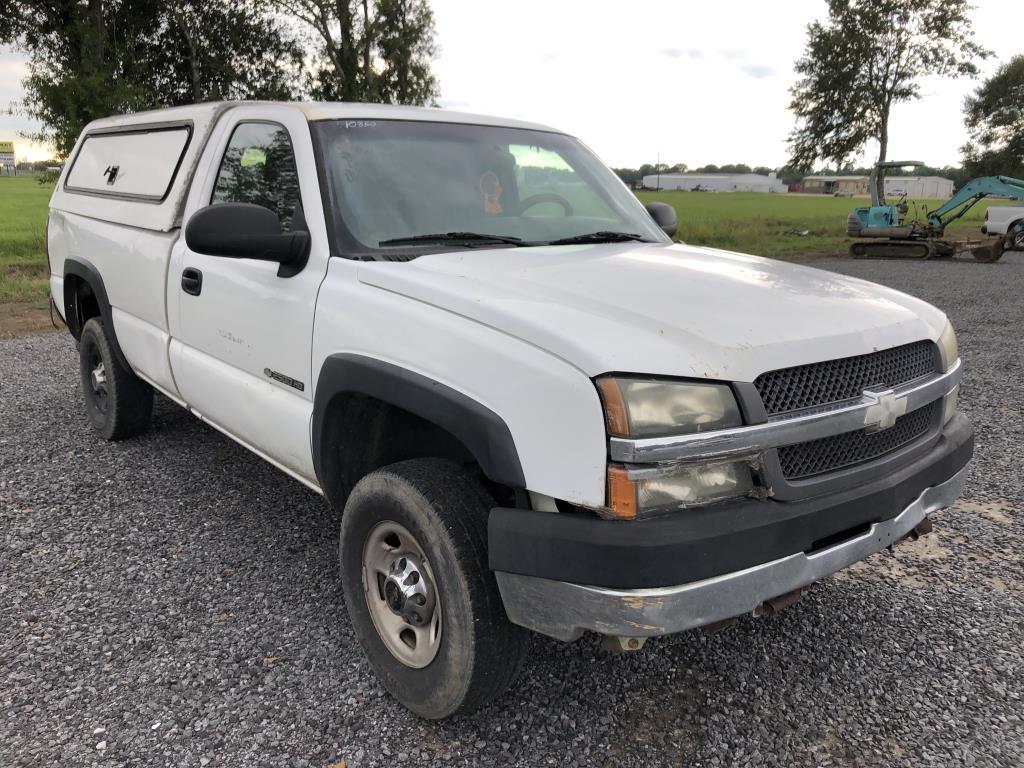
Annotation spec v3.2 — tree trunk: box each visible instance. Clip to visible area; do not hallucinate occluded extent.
[396,5,407,103]
[84,0,104,76]
[875,112,889,204]
[336,0,358,100]
[362,0,372,99]
[170,5,203,102]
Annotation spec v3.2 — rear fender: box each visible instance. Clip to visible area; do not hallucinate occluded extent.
[63,258,131,371]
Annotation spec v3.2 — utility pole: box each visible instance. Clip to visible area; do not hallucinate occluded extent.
[656,150,661,191]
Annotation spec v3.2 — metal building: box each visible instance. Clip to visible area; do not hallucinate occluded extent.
[802,175,955,199]
[642,172,788,193]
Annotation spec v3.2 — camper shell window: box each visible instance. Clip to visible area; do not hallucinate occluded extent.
[64,123,193,202]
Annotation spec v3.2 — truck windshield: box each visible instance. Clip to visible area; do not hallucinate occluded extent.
[312,119,668,257]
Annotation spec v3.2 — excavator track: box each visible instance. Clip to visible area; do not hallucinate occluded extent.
[849,240,935,259]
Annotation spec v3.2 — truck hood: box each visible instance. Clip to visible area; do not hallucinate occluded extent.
[357,242,948,382]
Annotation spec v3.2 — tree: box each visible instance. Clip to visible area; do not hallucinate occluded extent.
[146,1,305,106]
[12,0,155,156]
[278,0,438,104]
[371,0,438,104]
[3,0,304,157]
[788,0,989,200]
[612,168,642,187]
[962,55,1024,179]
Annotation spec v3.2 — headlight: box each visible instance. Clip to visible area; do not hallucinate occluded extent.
[607,459,756,520]
[595,376,742,438]
[938,321,958,372]
[938,322,959,423]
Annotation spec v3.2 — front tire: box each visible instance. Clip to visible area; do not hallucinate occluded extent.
[339,458,528,719]
[78,318,153,440]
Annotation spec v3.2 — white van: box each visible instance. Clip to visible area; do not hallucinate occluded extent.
[48,101,972,718]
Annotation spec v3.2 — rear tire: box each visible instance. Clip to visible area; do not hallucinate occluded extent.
[78,318,153,440]
[339,458,528,719]
[1010,223,1024,252]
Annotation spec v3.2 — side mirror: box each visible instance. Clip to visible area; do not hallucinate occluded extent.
[185,203,311,276]
[645,202,678,238]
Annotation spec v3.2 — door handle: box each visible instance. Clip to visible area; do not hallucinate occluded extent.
[181,267,203,296]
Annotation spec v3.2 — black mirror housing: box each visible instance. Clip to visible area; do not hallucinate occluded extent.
[645,202,678,238]
[185,203,311,275]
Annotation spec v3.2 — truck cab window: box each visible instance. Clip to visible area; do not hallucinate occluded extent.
[212,123,301,230]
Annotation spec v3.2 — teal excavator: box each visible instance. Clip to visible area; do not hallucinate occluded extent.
[846,160,1024,262]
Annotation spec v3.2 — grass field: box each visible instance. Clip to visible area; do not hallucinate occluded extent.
[0,176,1013,309]
[635,189,1006,259]
[0,176,52,306]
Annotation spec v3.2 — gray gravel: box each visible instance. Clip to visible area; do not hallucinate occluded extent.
[2,253,1022,767]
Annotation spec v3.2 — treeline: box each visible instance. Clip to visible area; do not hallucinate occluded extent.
[612,163,789,187]
[612,163,975,189]
[12,160,63,172]
[2,0,439,157]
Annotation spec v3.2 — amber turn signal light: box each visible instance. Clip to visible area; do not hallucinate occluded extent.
[596,377,629,437]
[605,465,638,520]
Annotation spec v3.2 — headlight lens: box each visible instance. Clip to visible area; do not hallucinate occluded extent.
[596,376,742,438]
[938,321,958,372]
[607,459,756,520]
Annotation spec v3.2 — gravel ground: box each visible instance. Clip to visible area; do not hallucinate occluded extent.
[2,253,1022,767]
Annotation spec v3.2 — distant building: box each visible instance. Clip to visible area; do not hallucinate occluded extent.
[883,176,955,199]
[801,175,867,196]
[0,141,14,175]
[802,175,954,199]
[641,172,788,193]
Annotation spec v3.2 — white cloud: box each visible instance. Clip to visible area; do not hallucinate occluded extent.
[431,0,1023,168]
[739,63,776,79]
[3,0,1022,168]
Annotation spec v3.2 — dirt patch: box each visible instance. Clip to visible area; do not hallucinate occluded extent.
[834,531,963,589]
[955,498,1016,525]
[0,302,64,340]
[982,575,1009,593]
[838,553,932,589]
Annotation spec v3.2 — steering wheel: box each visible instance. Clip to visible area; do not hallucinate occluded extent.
[518,193,574,216]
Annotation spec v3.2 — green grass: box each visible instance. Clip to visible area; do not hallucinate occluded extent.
[636,190,1011,260]
[0,177,1015,308]
[0,176,53,305]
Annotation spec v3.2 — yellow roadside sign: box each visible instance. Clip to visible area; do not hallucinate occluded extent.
[0,141,13,153]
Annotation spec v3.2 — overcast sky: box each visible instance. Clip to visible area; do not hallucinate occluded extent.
[2,0,1022,166]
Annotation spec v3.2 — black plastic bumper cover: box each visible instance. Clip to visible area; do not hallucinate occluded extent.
[488,414,973,589]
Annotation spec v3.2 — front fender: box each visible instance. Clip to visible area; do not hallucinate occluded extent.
[311,260,608,507]
[311,354,525,490]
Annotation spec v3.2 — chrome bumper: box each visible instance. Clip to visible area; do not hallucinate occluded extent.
[495,466,967,642]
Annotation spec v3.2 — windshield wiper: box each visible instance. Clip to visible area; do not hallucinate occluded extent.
[379,231,528,247]
[546,231,648,245]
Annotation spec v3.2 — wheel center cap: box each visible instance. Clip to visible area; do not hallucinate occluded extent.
[383,554,436,626]
[91,363,106,390]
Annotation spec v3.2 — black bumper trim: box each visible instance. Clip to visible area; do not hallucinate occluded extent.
[488,414,973,589]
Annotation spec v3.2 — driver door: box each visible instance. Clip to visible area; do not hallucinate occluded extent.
[167,106,330,485]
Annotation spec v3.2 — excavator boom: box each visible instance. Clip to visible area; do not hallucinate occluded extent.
[928,176,1024,232]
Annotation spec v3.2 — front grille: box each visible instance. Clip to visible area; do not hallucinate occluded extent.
[754,341,938,416]
[778,401,939,480]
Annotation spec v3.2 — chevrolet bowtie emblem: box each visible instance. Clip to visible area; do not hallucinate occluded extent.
[862,388,907,432]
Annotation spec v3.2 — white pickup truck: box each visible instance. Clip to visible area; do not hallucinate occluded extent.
[982,205,1024,252]
[48,101,973,719]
